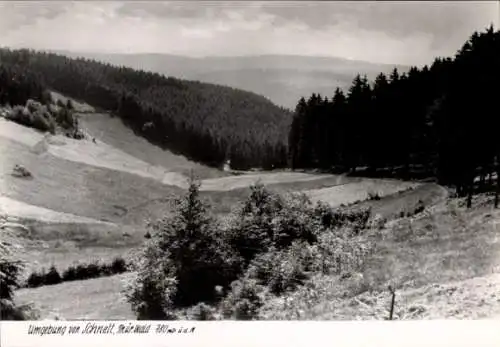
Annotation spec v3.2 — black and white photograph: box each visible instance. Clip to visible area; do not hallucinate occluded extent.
[0,0,499,322]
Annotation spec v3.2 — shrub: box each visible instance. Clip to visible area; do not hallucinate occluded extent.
[99,263,113,276]
[228,184,283,263]
[315,232,371,275]
[247,247,308,295]
[189,302,217,320]
[228,186,328,265]
[5,102,56,134]
[74,264,91,280]
[314,203,371,232]
[62,266,77,282]
[272,193,320,248]
[28,258,130,288]
[125,242,178,320]
[5,106,31,126]
[87,262,102,278]
[369,214,387,230]
[0,257,23,299]
[44,266,62,285]
[110,257,127,274]
[26,269,46,288]
[221,278,264,320]
[1,235,36,320]
[31,109,56,134]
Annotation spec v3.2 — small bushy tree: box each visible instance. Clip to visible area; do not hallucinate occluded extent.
[125,242,178,320]
[44,266,62,285]
[228,184,284,263]
[126,176,242,319]
[62,266,77,282]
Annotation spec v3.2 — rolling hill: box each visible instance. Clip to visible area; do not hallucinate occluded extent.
[51,51,409,109]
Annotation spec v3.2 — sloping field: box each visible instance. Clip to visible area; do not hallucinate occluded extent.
[15,273,135,320]
[0,135,183,226]
[0,196,114,225]
[304,179,419,208]
[352,183,449,220]
[0,118,189,188]
[259,195,500,320]
[200,172,337,192]
[50,91,96,114]
[79,112,226,180]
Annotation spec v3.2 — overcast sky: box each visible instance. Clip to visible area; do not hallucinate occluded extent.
[0,1,498,66]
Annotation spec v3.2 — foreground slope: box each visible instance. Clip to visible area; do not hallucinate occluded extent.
[259,194,500,320]
[13,180,450,320]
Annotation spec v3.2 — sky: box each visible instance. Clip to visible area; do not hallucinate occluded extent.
[0,1,498,66]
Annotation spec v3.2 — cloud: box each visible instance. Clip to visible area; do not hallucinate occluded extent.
[0,1,70,34]
[0,1,497,65]
[260,2,498,51]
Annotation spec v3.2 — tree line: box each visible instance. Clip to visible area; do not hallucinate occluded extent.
[0,49,291,170]
[288,26,500,206]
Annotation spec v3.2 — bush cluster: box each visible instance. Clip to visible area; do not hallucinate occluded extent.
[5,103,56,134]
[3,98,82,138]
[126,180,374,320]
[26,257,128,288]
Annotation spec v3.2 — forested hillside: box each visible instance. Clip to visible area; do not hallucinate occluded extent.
[0,63,51,107]
[0,49,292,170]
[288,26,500,203]
[53,51,407,109]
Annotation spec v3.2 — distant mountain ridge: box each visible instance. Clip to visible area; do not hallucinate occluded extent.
[49,51,409,108]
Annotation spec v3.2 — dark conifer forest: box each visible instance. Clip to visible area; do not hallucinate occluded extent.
[0,49,291,170]
[288,26,500,204]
